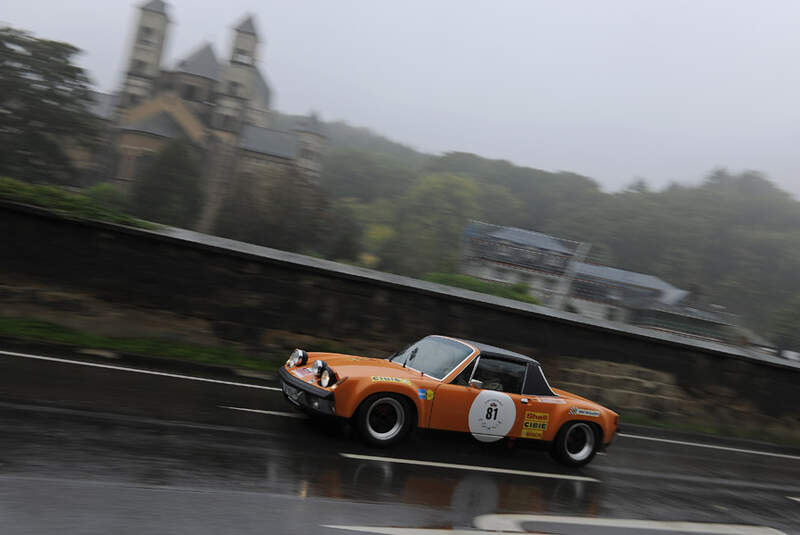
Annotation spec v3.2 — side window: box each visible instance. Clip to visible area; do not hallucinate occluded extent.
[450,360,476,387]
[522,364,555,396]
[471,357,525,394]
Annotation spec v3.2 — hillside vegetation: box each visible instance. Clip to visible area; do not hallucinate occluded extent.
[320,123,800,343]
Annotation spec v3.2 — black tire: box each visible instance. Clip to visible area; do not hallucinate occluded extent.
[354,393,414,447]
[550,421,599,467]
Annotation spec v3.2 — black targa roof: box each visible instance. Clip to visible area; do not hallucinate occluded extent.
[445,336,540,366]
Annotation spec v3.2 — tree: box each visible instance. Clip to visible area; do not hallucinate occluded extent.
[318,200,362,261]
[130,141,205,228]
[0,27,99,183]
[770,295,800,350]
[215,167,362,261]
[320,148,418,202]
[380,173,480,276]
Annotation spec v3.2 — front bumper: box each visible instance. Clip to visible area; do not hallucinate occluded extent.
[278,366,336,415]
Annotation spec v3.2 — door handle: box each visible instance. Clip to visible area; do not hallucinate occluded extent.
[520,398,529,404]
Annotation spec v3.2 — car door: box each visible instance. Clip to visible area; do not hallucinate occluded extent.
[429,356,528,443]
[516,363,564,442]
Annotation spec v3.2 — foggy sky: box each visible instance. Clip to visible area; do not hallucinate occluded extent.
[4,0,800,197]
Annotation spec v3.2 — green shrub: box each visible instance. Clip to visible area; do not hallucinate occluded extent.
[0,317,279,371]
[423,272,540,305]
[86,182,128,212]
[0,176,155,229]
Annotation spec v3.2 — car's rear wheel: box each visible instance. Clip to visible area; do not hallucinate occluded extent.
[550,421,599,467]
[355,394,414,447]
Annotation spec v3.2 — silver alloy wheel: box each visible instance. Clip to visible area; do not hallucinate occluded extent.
[564,422,596,462]
[365,397,405,442]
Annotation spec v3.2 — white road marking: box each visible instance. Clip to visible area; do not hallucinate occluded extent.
[325,528,484,534]
[789,496,800,503]
[474,513,788,534]
[0,400,280,437]
[0,349,282,391]
[339,453,599,482]
[618,433,800,461]
[221,406,306,419]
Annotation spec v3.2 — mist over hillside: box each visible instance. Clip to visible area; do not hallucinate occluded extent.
[311,115,800,342]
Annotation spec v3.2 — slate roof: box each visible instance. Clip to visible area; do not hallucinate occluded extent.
[239,125,298,159]
[122,111,186,139]
[236,15,258,36]
[272,113,326,136]
[175,43,220,81]
[87,91,118,121]
[489,227,572,255]
[140,0,168,15]
[575,263,680,295]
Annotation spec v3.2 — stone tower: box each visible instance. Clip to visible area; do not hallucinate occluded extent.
[215,15,268,132]
[118,0,170,111]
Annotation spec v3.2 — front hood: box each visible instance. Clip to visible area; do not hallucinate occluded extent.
[308,352,424,381]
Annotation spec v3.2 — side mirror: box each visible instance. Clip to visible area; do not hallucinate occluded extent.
[469,379,483,389]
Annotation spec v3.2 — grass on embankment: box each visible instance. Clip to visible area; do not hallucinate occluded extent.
[621,410,800,448]
[0,177,156,229]
[423,272,540,305]
[0,317,281,372]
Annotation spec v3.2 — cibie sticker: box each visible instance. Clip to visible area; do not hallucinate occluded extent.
[468,391,516,443]
[417,388,434,401]
[568,407,600,418]
[533,396,566,404]
[371,376,411,385]
[522,411,549,439]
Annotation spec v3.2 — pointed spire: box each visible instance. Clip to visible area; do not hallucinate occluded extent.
[235,15,258,37]
[140,0,168,15]
[175,43,220,81]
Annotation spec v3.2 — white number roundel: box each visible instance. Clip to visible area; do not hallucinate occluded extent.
[468,390,516,442]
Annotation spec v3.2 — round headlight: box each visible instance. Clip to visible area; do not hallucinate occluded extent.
[319,367,336,388]
[311,359,326,376]
[287,349,308,367]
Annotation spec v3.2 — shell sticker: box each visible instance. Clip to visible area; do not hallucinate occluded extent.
[522,411,549,439]
[371,376,411,385]
[468,390,516,443]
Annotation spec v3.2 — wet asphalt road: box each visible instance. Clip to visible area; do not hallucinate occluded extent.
[1,348,799,534]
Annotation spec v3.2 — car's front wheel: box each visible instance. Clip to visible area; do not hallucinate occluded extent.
[355,394,414,447]
[550,421,599,467]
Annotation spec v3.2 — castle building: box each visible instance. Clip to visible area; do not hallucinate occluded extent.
[460,221,735,342]
[88,0,326,231]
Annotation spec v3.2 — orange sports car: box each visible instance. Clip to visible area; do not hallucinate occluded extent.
[278,335,618,466]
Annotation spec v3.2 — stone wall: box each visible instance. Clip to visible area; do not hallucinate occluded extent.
[2,201,799,435]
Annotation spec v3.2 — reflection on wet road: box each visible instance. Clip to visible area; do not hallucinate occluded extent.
[0,348,798,534]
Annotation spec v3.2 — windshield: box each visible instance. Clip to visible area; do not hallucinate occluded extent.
[389,336,473,380]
